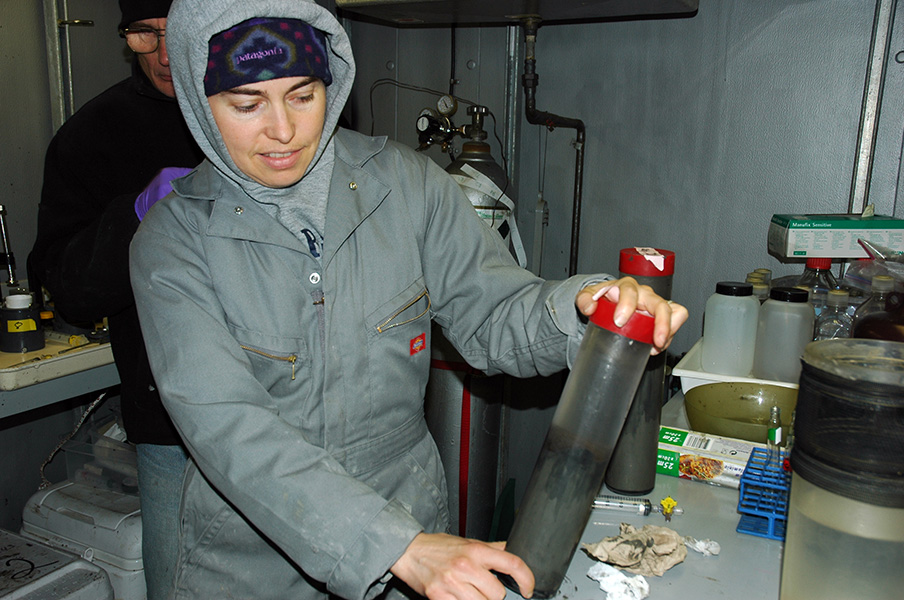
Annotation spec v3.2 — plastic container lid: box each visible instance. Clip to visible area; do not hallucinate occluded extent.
[618,247,675,277]
[803,338,904,385]
[769,286,809,302]
[871,274,895,292]
[825,289,850,307]
[589,297,655,345]
[715,281,753,296]
[805,257,833,270]
[4,294,32,309]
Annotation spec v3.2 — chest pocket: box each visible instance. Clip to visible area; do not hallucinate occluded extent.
[228,323,309,393]
[366,279,431,339]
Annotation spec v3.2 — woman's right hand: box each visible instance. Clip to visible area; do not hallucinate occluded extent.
[390,532,534,600]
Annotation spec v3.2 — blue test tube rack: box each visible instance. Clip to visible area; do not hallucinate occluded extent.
[736,447,792,540]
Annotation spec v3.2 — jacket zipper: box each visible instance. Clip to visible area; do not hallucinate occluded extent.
[376,289,431,333]
[312,290,326,366]
[239,345,297,380]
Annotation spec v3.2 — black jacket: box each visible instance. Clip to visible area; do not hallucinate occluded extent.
[29,61,205,445]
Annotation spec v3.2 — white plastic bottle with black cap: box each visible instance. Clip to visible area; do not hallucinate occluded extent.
[752,286,815,383]
[701,281,759,376]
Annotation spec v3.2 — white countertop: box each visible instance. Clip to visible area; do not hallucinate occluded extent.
[504,395,783,600]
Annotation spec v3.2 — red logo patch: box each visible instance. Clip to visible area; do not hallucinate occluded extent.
[410,333,427,355]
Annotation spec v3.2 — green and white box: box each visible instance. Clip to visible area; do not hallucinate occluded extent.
[767,213,904,258]
[657,426,765,489]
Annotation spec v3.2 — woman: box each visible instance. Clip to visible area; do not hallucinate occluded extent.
[130,1,688,599]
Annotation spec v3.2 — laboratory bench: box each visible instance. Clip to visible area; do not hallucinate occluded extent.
[0,338,119,420]
[503,394,783,600]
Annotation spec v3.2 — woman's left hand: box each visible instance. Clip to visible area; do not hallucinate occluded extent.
[575,277,688,355]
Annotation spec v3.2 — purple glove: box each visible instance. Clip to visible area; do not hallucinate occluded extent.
[134,167,193,221]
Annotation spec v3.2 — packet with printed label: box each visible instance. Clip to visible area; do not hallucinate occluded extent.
[656,426,766,489]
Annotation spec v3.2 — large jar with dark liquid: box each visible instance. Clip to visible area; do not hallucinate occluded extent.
[501,297,654,598]
[780,339,904,600]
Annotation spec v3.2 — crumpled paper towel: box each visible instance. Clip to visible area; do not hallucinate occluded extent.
[582,523,687,577]
[684,535,721,556]
[587,562,650,600]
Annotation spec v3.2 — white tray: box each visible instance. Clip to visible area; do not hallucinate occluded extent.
[672,339,798,395]
[0,341,114,391]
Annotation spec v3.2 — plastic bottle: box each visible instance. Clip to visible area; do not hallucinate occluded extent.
[839,258,870,316]
[796,258,838,315]
[752,283,770,304]
[852,274,894,328]
[752,287,815,383]
[754,268,772,287]
[0,292,45,353]
[766,405,783,469]
[701,282,759,376]
[500,298,654,599]
[814,289,852,340]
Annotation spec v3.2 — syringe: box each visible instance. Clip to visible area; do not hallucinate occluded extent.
[592,495,684,517]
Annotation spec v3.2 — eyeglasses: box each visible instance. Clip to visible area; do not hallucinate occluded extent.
[119,26,166,54]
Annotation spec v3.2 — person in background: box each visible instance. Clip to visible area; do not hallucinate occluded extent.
[27,1,204,598]
[130,0,688,599]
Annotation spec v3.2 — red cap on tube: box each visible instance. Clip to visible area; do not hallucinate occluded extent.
[589,297,655,345]
[619,248,675,278]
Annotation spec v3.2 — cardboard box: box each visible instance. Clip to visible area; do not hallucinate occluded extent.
[657,426,765,489]
[767,213,904,258]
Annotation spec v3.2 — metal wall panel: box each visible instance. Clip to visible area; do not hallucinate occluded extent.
[513,1,876,354]
[344,0,897,509]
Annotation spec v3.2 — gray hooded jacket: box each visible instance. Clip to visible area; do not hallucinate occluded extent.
[131,0,610,598]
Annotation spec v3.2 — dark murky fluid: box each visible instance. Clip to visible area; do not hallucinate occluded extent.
[504,425,613,598]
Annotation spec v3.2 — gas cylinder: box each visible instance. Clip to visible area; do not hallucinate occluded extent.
[446,139,511,237]
[425,110,513,540]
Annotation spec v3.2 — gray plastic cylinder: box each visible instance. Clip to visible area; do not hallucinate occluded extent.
[605,259,673,495]
[500,299,654,598]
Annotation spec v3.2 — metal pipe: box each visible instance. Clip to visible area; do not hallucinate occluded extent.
[521,18,586,276]
[0,205,17,286]
[848,0,897,214]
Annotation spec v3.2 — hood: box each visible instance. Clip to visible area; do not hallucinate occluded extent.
[167,0,355,200]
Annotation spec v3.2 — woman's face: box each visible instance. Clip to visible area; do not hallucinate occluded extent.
[208,76,327,188]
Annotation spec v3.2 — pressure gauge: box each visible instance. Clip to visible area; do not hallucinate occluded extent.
[436,94,458,117]
[416,108,439,133]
